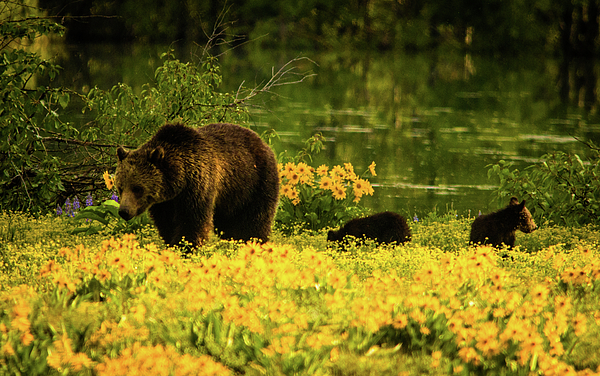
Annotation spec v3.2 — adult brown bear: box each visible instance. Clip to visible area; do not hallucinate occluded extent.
[470,197,537,248]
[115,122,279,249]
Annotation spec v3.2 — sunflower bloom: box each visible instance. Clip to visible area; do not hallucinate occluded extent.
[286,170,300,185]
[296,162,310,176]
[330,165,345,180]
[103,171,114,190]
[331,183,346,200]
[319,176,334,190]
[316,165,328,176]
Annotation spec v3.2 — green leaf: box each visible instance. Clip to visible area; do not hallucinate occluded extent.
[58,93,70,109]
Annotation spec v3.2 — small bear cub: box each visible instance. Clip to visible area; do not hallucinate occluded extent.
[469,196,537,248]
[327,211,411,250]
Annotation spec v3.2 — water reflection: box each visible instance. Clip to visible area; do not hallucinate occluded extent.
[51,43,600,217]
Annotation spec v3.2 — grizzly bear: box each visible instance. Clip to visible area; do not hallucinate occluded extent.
[115,122,279,249]
[327,211,412,249]
[469,197,537,248]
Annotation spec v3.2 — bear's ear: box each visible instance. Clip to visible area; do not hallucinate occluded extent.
[149,146,164,166]
[117,147,129,161]
[509,197,519,206]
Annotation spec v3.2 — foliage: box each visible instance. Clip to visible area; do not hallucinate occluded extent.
[0,1,75,212]
[83,50,249,148]
[2,214,600,375]
[275,161,376,234]
[47,0,563,54]
[71,200,153,236]
[488,150,600,226]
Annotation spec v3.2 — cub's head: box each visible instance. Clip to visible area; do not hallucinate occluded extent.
[327,229,343,242]
[508,196,537,234]
[115,146,166,220]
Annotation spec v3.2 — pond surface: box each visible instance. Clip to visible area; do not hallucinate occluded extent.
[56,43,600,218]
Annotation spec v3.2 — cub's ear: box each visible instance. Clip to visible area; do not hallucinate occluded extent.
[509,196,519,206]
[117,146,129,161]
[149,146,164,165]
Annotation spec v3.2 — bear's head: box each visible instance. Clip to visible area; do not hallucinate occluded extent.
[115,145,167,221]
[327,230,343,242]
[508,196,537,234]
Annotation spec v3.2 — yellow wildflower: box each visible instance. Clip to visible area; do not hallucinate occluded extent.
[287,186,299,204]
[2,342,15,356]
[316,164,328,176]
[296,162,310,176]
[319,176,334,190]
[431,350,441,368]
[69,352,94,372]
[330,165,345,180]
[392,313,408,329]
[475,322,501,358]
[573,313,587,336]
[331,183,346,200]
[330,346,340,362]
[11,316,30,333]
[283,162,296,175]
[529,284,549,302]
[368,161,377,176]
[103,171,114,190]
[458,347,480,366]
[286,170,300,185]
[280,184,292,197]
[21,331,34,346]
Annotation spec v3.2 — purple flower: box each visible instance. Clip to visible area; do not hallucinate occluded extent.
[64,198,74,217]
[73,196,81,211]
[111,191,119,203]
[86,193,93,207]
[478,210,482,217]
[413,215,419,222]
[56,205,63,216]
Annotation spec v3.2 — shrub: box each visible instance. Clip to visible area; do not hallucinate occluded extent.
[488,149,600,226]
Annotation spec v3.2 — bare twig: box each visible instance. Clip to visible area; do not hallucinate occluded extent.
[232,56,317,106]
[573,135,600,152]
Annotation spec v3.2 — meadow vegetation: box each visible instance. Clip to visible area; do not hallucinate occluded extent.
[2,210,600,375]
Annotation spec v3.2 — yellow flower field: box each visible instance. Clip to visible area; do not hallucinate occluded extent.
[1,212,600,375]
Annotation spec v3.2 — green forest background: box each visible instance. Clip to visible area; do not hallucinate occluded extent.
[40,0,599,58]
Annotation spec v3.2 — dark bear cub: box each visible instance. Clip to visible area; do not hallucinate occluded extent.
[327,211,411,249]
[115,122,279,250]
[470,197,537,248]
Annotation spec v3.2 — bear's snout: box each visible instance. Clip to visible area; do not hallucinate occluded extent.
[118,208,134,221]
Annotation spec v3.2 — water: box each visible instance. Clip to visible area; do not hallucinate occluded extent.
[54,44,600,218]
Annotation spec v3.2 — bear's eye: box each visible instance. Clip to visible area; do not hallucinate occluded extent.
[131,185,144,196]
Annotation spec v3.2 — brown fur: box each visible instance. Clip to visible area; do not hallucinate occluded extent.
[115,122,279,248]
[327,211,411,250]
[470,197,537,248]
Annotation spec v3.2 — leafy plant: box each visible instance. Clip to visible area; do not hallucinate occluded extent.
[72,200,152,235]
[488,149,600,226]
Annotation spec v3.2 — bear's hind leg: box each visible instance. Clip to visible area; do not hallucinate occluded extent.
[214,207,273,243]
